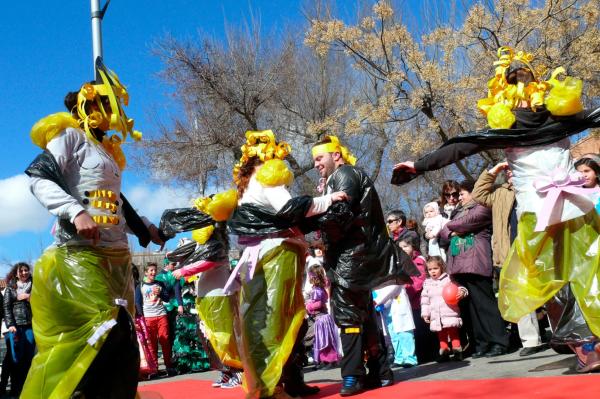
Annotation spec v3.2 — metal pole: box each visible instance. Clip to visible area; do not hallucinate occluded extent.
[91,0,104,80]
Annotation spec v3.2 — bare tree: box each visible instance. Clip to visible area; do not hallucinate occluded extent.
[142,20,360,195]
[141,0,599,220]
[305,0,600,173]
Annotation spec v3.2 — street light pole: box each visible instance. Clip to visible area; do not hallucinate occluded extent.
[90,0,111,80]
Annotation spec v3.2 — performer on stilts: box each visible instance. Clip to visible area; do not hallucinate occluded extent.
[393,46,600,372]
[23,58,165,398]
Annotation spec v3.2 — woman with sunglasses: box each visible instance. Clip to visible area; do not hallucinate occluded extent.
[386,210,420,249]
[439,180,509,358]
[440,181,461,219]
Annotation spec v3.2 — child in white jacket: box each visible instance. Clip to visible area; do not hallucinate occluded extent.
[373,284,417,367]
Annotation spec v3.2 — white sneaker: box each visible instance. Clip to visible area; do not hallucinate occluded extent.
[212,371,231,388]
[220,372,242,389]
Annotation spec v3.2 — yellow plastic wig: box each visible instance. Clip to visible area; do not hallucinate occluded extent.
[477,46,583,129]
[233,130,291,186]
[191,189,238,243]
[75,59,142,169]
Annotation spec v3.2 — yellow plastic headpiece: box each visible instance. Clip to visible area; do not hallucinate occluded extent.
[311,135,357,166]
[190,189,238,244]
[477,46,582,128]
[76,58,142,169]
[233,130,291,186]
[193,189,238,222]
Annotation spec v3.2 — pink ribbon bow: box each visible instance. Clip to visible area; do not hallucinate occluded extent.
[533,168,599,232]
[223,242,261,294]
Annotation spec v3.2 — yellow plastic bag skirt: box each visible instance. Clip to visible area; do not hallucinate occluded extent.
[196,294,242,369]
[499,211,600,337]
[21,246,133,399]
[235,240,306,399]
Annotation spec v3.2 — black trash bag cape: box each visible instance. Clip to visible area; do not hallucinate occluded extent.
[392,107,600,185]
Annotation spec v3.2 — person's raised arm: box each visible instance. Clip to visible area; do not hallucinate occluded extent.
[392,142,483,185]
[471,162,507,208]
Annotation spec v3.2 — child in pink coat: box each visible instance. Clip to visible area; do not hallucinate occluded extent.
[421,256,468,361]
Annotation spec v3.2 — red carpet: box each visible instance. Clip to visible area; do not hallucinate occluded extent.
[139,375,600,398]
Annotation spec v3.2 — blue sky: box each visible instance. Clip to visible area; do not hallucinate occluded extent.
[0,0,310,271]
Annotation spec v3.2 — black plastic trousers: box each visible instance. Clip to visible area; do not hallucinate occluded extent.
[71,307,139,399]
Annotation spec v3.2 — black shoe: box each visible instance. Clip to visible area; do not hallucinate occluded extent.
[485,345,507,358]
[320,362,335,370]
[452,348,464,361]
[340,376,364,397]
[285,382,320,397]
[472,348,488,359]
[435,350,451,363]
[166,367,178,377]
[380,377,394,387]
[519,344,548,357]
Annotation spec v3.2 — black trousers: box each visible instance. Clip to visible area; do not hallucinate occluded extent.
[412,309,438,363]
[338,302,391,380]
[71,307,139,399]
[453,273,509,352]
[281,319,309,389]
[547,284,595,352]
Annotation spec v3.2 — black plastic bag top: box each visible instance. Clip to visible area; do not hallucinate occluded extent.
[25,150,71,193]
[228,196,315,237]
[168,224,230,267]
[166,240,197,264]
[320,165,418,291]
[392,107,600,185]
[159,208,214,239]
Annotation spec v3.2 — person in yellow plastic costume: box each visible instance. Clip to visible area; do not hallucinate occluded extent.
[226,130,348,399]
[23,59,165,399]
[393,47,600,372]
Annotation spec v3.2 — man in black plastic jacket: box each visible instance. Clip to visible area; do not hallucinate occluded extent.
[312,136,416,396]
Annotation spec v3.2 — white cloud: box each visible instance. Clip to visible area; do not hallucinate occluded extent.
[0,174,52,236]
[125,184,196,223]
[0,175,195,237]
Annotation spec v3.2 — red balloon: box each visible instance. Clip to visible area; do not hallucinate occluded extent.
[442,283,459,305]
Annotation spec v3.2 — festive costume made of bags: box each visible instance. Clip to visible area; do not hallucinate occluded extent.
[22,62,154,399]
[161,198,242,371]
[312,136,417,383]
[391,48,600,363]
[227,130,338,398]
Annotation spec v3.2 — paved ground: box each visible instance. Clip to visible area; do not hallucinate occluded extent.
[140,346,583,388]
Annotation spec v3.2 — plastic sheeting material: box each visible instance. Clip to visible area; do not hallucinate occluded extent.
[235,240,306,399]
[22,246,133,399]
[159,208,214,239]
[229,196,314,237]
[498,211,600,337]
[196,295,242,369]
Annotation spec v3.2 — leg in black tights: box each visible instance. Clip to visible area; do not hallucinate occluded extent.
[71,307,140,399]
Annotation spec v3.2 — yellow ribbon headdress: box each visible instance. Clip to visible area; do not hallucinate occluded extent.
[477,46,583,129]
[311,135,357,166]
[233,130,291,186]
[76,58,142,169]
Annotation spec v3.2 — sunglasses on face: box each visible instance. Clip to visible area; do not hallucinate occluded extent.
[386,219,399,224]
[444,192,459,199]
